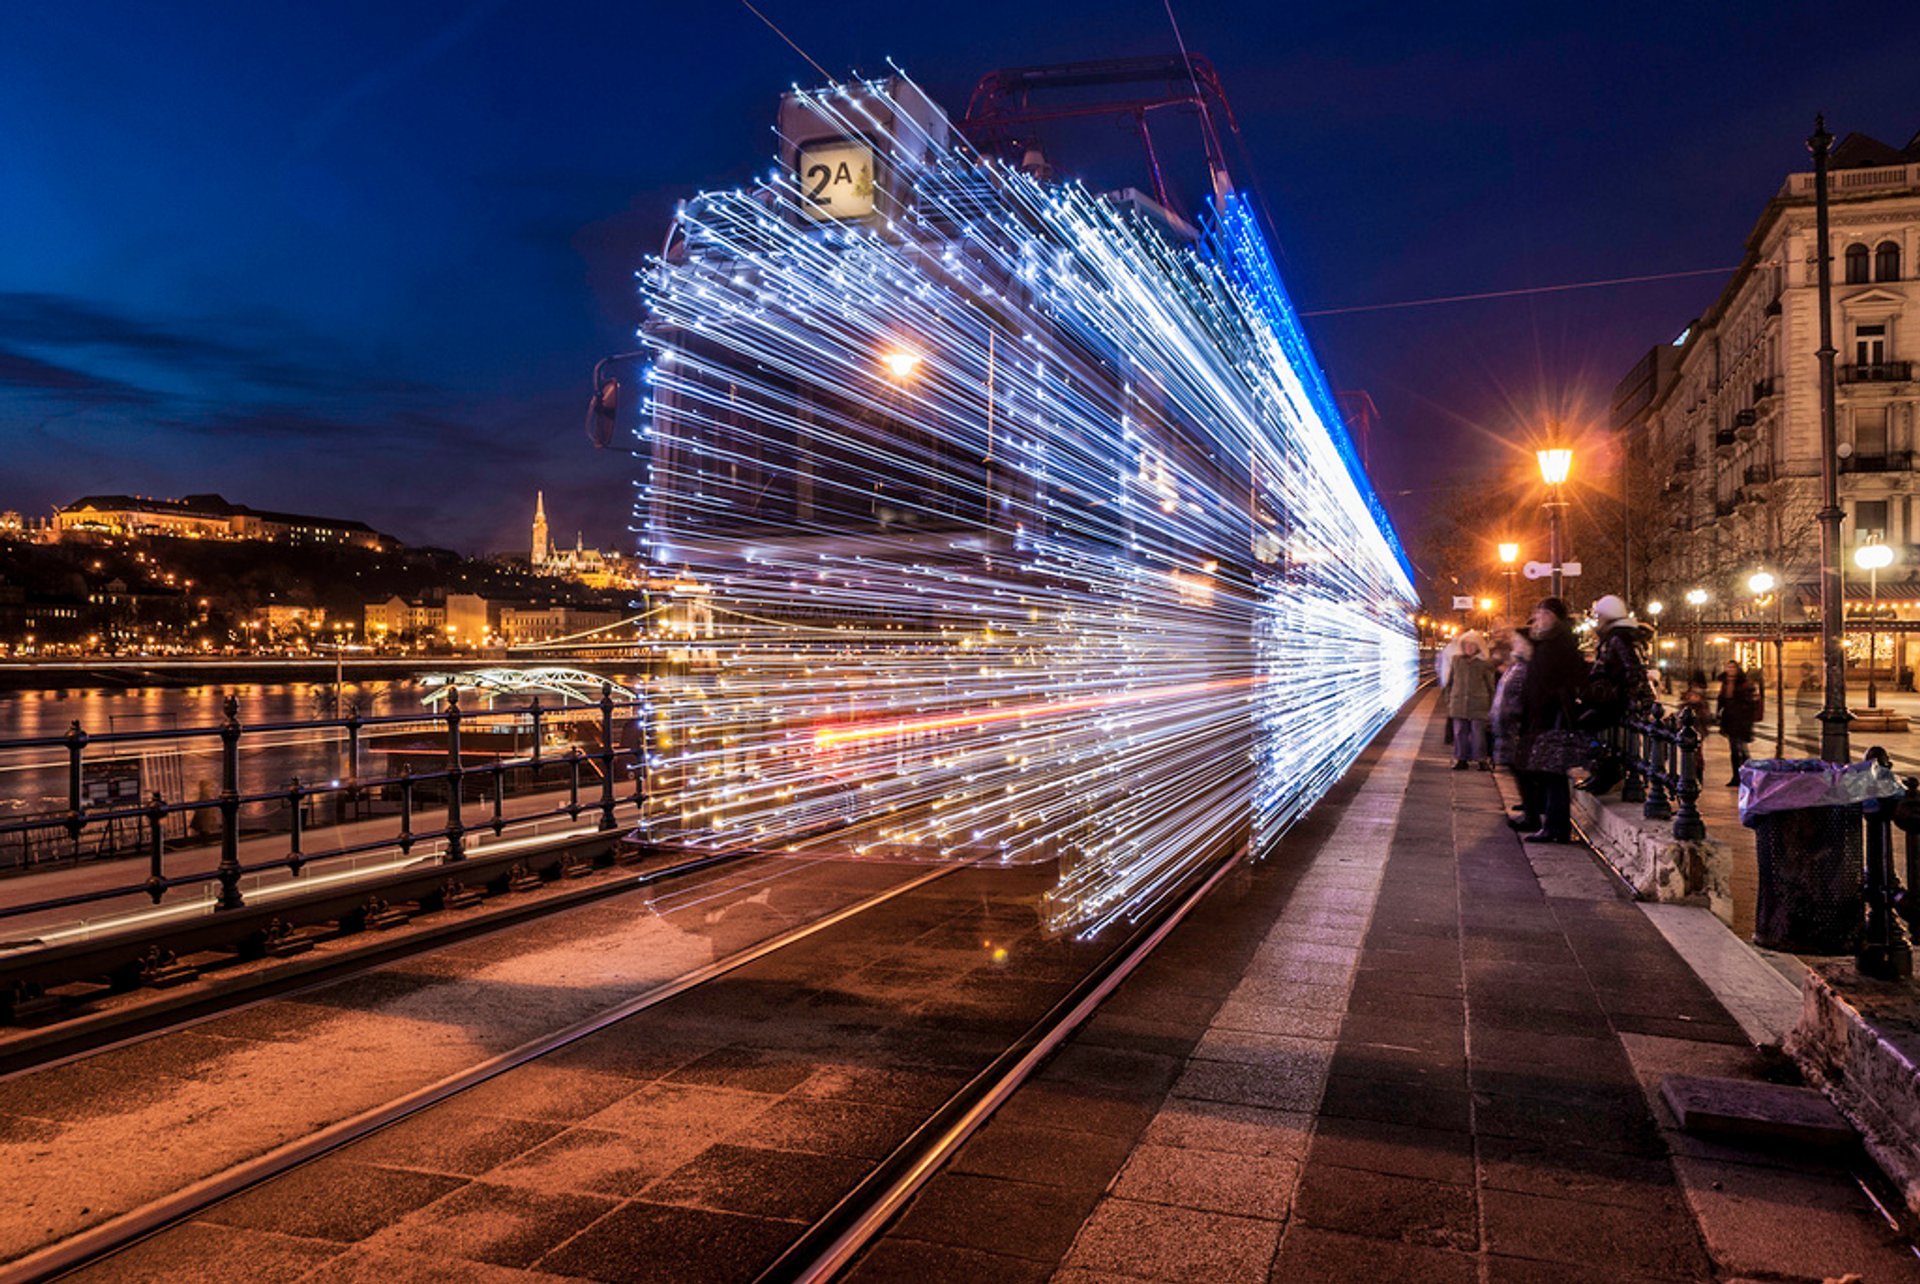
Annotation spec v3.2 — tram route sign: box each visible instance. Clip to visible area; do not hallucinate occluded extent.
[1522,560,1581,581]
[796,140,877,221]
[1451,596,1474,610]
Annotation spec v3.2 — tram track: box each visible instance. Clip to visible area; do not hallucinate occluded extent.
[4,850,984,1283]
[12,831,1265,1284]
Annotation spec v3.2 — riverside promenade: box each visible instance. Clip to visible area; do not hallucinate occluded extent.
[849,698,1919,1283]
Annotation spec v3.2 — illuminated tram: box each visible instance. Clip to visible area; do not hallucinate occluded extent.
[626,69,1417,934]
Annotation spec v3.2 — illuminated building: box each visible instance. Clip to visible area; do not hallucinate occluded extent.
[528,491,630,589]
[1625,127,1920,672]
[634,72,1416,933]
[55,494,396,550]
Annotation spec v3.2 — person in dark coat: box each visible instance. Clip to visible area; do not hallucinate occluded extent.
[1578,594,1655,794]
[1517,597,1586,843]
[1717,660,1762,785]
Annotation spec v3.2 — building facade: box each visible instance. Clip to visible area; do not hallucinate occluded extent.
[56,494,396,550]
[1628,130,1920,678]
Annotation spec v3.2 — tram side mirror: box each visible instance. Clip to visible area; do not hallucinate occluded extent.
[585,377,619,449]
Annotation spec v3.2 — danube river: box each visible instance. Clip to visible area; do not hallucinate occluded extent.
[0,676,635,867]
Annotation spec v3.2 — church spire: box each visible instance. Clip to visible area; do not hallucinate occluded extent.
[532,491,550,566]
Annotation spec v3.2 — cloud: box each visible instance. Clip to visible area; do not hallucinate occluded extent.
[0,345,157,406]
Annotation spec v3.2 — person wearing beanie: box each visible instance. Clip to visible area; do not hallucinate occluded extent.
[1516,597,1585,842]
[1577,594,1655,795]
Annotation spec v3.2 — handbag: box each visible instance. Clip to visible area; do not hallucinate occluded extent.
[1527,728,1594,773]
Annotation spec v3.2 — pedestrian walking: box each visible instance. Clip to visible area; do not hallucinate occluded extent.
[1490,630,1534,826]
[1717,661,1763,785]
[1517,597,1585,843]
[1444,634,1497,770]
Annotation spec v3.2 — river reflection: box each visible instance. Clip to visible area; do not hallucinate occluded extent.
[0,677,637,860]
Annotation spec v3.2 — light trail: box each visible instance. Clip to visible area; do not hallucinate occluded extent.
[632,73,1417,933]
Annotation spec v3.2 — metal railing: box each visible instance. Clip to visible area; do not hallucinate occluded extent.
[0,684,646,925]
[1611,706,1706,840]
[1839,361,1913,384]
[1839,450,1911,474]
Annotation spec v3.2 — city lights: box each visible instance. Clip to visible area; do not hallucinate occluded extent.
[633,74,1417,933]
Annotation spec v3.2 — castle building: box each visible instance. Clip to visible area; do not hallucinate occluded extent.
[528,493,628,589]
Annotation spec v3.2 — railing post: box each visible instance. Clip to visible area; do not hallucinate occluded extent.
[1643,715,1673,821]
[395,765,415,853]
[1859,748,1913,979]
[145,791,167,904]
[444,687,465,862]
[287,777,305,876]
[344,699,362,805]
[64,719,87,861]
[598,682,617,832]
[1621,720,1646,804]
[1673,707,1705,840]
[215,695,244,910]
[567,748,582,820]
[529,697,543,765]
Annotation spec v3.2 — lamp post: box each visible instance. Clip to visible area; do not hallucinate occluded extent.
[1536,448,1573,600]
[1856,541,1894,709]
[1749,570,1786,758]
[1685,588,1708,673]
[1646,600,1664,689]
[1810,118,1851,763]
[1498,542,1520,622]
[1479,597,1495,635]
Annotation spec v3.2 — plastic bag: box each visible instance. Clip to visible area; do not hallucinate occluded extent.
[1737,757,1904,826]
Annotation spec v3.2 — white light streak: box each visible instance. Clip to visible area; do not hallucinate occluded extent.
[633,75,1416,933]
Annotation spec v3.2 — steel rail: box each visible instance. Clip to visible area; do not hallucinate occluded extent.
[6,853,981,1284]
[760,837,1251,1283]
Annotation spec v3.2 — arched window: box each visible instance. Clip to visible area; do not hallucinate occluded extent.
[1876,240,1902,282]
[1845,243,1870,284]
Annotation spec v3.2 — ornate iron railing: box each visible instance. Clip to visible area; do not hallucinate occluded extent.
[0,684,646,925]
[1612,706,1706,840]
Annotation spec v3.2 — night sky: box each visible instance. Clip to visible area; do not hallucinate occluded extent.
[4,2,1914,558]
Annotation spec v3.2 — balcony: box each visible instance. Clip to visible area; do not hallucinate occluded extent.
[1840,450,1912,474]
[1714,495,1737,518]
[1743,463,1772,486]
[1839,361,1913,385]
[1674,449,1700,473]
[1713,427,1737,455]
[1752,377,1777,403]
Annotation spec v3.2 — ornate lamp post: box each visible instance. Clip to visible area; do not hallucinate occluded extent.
[1498,542,1520,621]
[1536,448,1573,600]
[1855,541,1895,709]
[1646,599,1664,687]
[1750,570,1786,757]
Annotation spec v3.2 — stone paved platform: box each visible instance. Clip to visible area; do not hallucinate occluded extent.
[855,697,1920,1283]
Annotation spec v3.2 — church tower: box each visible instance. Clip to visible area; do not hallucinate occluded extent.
[532,491,550,566]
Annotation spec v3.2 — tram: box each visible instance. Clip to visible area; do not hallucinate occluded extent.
[625,69,1417,933]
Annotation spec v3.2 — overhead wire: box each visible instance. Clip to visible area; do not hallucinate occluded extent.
[1299,265,1744,317]
[735,0,834,82]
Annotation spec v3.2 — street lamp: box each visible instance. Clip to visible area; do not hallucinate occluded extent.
[1685,588,1708,672]
[1749,570,1785,757]
[1855,541,1895,709]
[1498,542,1520,621]
[1479,597,1495,634]
[1536,447,1573,599]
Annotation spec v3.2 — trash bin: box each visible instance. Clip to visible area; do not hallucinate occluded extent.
[1739,758,1903,954]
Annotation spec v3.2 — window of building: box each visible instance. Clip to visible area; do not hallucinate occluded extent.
[1877,241,1903,283]
[1854,499,1889,542]
[1846,243,1871,284]
[1856,407,1889,461]
[1856,323,1887,367]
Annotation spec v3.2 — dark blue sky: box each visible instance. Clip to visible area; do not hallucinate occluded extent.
[4,2,1914,554]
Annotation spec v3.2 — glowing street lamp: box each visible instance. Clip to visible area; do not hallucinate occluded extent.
[1856,541,1896,708]
[1536,446,1573,598]
[880,349,922,380]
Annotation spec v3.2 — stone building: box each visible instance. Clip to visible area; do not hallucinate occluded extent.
[1623,128,1920,680]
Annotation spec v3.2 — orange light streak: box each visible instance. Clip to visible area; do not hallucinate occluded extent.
[811,676,1262,749]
